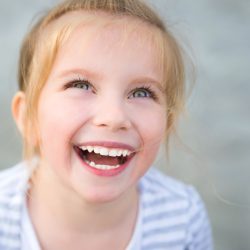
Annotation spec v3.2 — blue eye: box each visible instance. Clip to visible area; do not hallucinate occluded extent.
[132,89,151,98]
[72,81,91,90]
[129,86,157,100]
[65,78,96,93]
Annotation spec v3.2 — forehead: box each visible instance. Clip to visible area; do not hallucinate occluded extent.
[49,10,161,40]
[44,10,165,71]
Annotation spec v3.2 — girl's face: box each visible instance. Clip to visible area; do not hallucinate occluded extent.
[37,15,167,203]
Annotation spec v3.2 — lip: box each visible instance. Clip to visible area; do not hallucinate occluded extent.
[74,145,136,177]
[76,141,137,152]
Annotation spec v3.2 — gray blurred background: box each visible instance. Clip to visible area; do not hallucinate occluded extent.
[0,0,249,249]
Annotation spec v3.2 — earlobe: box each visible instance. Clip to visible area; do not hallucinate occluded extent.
[12,91,26,136]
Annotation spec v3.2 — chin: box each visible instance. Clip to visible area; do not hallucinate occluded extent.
[79,189,125,204]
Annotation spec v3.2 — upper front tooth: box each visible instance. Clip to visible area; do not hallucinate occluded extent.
[86,146,94,153]
[93,147,101,154]
[117,150,123,156]
[81,146,132,157]
[122,150,128,157]
[109,149,119,157]
[100,148,109,156]
[80,146,87,151]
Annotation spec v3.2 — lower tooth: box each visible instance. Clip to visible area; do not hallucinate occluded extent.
[89,161,95,167]
[85,160,120,170]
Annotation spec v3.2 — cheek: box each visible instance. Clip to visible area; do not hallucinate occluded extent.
[37,97,90,158]
[39,95,89,129]
[133,106,166,168]
[136,106,167,144]
[141,118,165,157]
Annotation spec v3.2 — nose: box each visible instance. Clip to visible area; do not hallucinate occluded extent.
[92,96,132,131]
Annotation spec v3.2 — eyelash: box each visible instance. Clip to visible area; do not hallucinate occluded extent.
[65,77,94,92]
[65,78,158,101]
[129,86,158,100]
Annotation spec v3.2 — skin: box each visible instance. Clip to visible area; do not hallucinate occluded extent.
[13,12,167,250]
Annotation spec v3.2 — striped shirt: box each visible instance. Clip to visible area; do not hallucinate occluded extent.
[0,162,213,250]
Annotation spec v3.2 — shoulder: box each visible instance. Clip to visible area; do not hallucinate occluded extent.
[0,162,29,216]
[0,162,28,213]
[0,163,29,249]
[0,162,29,219]
[140,167,200,203]
[0,162,28,196]
[139,168,213,249]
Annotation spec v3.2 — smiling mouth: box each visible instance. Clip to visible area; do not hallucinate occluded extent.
[74,145,135,171]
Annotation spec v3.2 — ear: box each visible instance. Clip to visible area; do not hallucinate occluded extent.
[12,91,27,136]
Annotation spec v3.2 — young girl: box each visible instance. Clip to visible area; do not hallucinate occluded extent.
[0,0,213,249]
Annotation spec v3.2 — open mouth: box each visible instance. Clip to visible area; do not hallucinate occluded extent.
[74,145,135,171]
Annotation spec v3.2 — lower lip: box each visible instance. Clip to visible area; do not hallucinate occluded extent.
[75,150,134,177]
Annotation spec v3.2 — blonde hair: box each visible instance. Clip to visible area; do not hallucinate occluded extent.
[18,0,186,161]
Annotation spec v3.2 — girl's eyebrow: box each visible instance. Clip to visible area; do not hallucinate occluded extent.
[58,68,102,80]
[131,77,165,93]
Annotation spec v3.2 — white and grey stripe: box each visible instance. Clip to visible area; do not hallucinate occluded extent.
[0,163,213,250]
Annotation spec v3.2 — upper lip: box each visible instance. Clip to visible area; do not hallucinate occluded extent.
[75,141,137,152]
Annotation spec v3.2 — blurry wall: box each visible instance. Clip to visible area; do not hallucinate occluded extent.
[0,0,249,249]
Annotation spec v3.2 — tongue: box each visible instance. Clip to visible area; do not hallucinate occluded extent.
[87,152,120,166]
